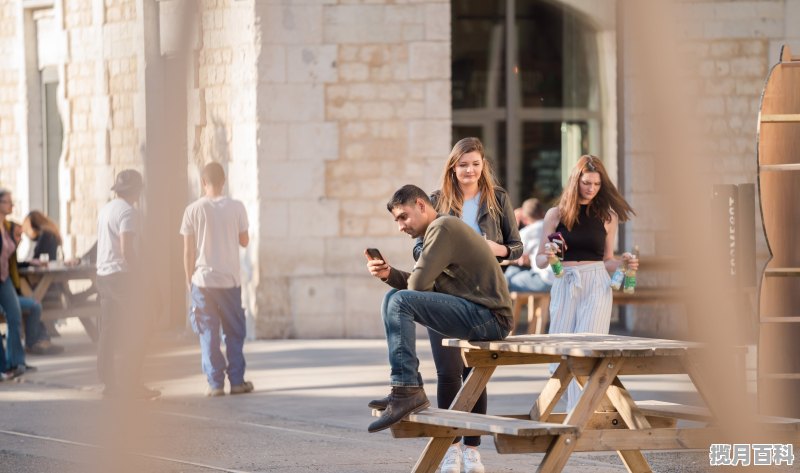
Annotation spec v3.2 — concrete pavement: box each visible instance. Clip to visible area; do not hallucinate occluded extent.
[0,319,723,472]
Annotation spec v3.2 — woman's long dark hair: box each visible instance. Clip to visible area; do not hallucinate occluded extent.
[558,155,635,230]
[26,210,62,245]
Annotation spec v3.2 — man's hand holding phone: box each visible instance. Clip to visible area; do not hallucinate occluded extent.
[364,248,390,280]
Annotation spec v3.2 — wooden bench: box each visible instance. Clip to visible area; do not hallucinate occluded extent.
[638,400,800,431]
[378,407,579,439]
[510,287,687,335]
[510,291,550,335]
[636,400,713,422]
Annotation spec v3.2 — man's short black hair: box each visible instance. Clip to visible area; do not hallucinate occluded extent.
[386,185,432,212]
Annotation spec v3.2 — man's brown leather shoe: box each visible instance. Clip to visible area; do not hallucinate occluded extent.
[367,394,390,410]
[368,386,430,432]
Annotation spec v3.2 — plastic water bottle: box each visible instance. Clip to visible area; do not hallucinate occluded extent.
[623,246,639,294]
[610,263,625,290]
[545,242,564,278]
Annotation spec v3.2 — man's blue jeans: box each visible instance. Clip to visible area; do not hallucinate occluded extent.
[190,285,247,390]
[0,277,26,370]
[381,289,508,387]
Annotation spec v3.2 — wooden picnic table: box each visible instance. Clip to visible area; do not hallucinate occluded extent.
[18,263,100,342]
[386,333,800,473]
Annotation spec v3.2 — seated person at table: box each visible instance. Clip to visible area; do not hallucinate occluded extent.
[21,211,62,262]
[11,220,64,355]
[513,198,539,231]
[364,185,512,433]
[505,198,555,293]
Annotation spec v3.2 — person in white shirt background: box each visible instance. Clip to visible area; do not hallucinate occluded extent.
[180,162,253,398]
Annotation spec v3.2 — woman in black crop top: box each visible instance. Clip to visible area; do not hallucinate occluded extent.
[534,155,637,409]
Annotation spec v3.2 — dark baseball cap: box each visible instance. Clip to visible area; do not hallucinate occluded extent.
[111,169,144,193]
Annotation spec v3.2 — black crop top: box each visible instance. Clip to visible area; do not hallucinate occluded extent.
[555,205,607,261]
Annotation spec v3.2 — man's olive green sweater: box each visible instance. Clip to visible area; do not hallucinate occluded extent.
[385,215,513,330]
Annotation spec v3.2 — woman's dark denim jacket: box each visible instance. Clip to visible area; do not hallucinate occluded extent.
[413,187,523,263]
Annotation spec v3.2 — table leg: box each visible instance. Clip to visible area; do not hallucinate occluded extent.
[78,317,99,343]
[605,377,654,473]
[411,365,496,473]
[530,361,573,421]
[537,357,623,473]
[680,353,721,421]
[31,274,54,302]
[19,278,34,297]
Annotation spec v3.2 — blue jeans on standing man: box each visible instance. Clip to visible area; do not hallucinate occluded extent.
[381,289,508,388]
[0,277,26,370]
[190,285,247,390]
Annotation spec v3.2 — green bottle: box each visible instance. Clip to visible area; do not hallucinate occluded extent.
[622,246,639,294]
[546,243,564,278]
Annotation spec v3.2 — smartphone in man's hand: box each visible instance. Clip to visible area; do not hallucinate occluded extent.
[365,248,384,261]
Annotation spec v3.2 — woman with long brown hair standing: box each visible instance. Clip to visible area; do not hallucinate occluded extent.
[415,137,521,473]
[535,155,637,409]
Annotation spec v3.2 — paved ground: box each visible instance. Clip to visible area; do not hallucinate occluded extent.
[0,319,778,473]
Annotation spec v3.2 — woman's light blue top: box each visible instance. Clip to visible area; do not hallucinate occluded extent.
[461,191,482,235]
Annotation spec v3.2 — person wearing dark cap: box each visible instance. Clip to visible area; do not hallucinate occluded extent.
[95,169,159,399]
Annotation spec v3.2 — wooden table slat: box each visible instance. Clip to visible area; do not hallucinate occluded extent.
[403,408,578,437]
[444,334,700,357]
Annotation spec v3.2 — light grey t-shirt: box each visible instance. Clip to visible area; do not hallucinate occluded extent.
[180,196,249,288]
[96,198,139,276]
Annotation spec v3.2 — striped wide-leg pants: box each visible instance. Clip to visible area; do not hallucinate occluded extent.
[547,261,613,410]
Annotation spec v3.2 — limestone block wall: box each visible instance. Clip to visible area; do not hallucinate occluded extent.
[253,1,449,338]
[58,0,142,256]
[190,0,261,335]
[0,0,20,188]
[624,0,797,256]
[621,0,799,335]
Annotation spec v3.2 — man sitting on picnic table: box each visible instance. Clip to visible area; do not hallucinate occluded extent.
[365,184,513,433]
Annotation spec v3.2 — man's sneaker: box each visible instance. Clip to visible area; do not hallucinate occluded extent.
[367,386,430,433]
[463,446,485,473]
[440,444,462,473]
[230,381,254,395]
[206,386,225,397]
[0,371,11,381]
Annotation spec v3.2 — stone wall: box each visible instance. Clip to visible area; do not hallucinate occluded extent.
[0,0,20,193]
[189,0,261,335]
[253,1,449,338]
[58,0,142,255]
[621,0,800,336]
[624,0,798,256]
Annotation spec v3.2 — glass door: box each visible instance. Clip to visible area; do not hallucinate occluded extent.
[452,0,605,205]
